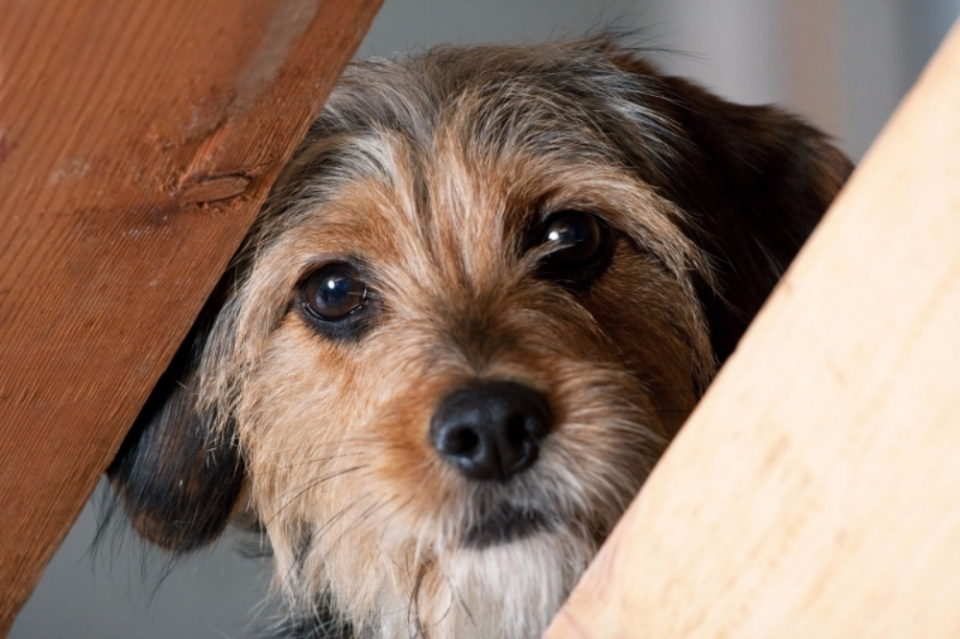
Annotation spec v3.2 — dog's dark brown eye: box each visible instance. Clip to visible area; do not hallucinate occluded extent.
[542,211,604,264]
[302,262,367,319]
[535,210,612,287]
[297,262,373,339]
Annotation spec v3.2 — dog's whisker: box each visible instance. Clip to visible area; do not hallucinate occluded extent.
[274,531,315,602]
[289,495,382,598]
[270,450,368,471]
[405,559,432,639]
[270,495,375,611]
[266,465,369,525]
[326,498,387,554]
[253,436,376,458]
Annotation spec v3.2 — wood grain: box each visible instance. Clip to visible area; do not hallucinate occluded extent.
[547,19,960,639]
[0,0,381,632]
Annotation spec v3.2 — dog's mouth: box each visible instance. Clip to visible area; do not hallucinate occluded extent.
[462,504,555,550]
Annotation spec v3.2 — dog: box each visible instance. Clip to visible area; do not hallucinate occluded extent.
[108,38,851,638]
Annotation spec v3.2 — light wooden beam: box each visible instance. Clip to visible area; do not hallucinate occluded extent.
[547,18,960,639]
[0,0,381,632]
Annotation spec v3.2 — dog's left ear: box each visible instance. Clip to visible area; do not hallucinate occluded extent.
[613,54,853,363]
[107,289,245,553]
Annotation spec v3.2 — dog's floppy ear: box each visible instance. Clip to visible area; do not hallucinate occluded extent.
[614,54,853,363]
[107,285,244,552]
[664,74,853,362]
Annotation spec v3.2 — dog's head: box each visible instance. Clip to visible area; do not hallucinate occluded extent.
[110,39,850,637]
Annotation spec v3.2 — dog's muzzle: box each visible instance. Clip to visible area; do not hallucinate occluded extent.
[429,380,552,482]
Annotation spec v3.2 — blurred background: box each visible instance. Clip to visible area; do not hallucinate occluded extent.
[11,0,960,637]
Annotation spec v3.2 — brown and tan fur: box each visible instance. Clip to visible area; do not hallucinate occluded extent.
[109,38,852,639]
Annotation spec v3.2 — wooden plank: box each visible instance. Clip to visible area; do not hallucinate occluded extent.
[547,19,960,639]
[0,0,381,632]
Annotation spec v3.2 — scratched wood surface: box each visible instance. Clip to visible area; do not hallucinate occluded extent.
[0,0,381,632]
[546,19,960,639]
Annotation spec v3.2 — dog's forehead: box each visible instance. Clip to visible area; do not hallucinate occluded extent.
[259,44,688,288]
[281,126,643,285]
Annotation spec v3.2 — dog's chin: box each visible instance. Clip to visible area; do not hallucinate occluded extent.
[414,518,595,639]
[462,504,556,550]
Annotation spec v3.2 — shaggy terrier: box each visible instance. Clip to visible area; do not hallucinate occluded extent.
[109,38,851,639]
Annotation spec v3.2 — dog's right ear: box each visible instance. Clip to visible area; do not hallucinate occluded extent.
[609,51,852,363]
[107,284,245,553]
[658,80,854,364]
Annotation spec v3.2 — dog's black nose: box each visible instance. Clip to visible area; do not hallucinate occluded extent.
[430,381,552,482]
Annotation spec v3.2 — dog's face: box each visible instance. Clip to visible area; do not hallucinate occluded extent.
[110,40,851,638]
[223,104,714,635]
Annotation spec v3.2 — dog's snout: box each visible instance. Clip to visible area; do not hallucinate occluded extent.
[430,381,552,482]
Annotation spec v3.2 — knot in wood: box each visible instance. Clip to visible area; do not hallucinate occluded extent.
[176,173,252,206]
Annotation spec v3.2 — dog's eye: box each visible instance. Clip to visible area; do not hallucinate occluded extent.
[542,211,604,263]
[297,262,373,339]
[535,210,612,287]
[302,262,367,319]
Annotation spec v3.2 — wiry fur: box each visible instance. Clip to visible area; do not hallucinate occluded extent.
[109,38,852,639]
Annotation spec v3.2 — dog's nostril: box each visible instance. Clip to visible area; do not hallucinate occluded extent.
[507,416,525,444]
[430,381,552,482]
[441,426,481,457]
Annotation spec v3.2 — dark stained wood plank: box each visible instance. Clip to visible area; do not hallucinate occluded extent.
[0,0,381,631]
